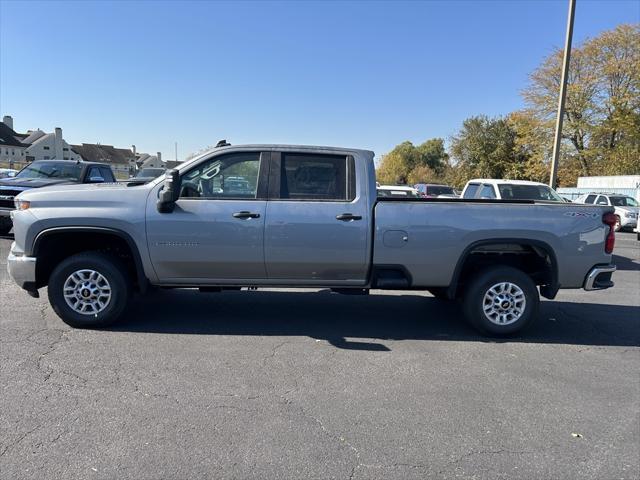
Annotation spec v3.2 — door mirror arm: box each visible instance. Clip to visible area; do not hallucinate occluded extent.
[157,169,181,213]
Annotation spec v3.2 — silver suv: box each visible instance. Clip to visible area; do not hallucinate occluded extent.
[575,193,639,232]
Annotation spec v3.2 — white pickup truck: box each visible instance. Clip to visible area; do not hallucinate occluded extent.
[8,144,617,336]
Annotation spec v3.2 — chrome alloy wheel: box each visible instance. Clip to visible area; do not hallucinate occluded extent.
[482,282,526,326]
[63,269,112,315]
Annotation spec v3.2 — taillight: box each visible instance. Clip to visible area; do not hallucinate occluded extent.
[603,212,616,253]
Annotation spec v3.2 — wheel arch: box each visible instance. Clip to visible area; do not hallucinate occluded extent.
[447,238,559,300]
[32,226,148,292]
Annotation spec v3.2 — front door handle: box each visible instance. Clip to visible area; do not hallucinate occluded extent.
[233,211,261,219]
[336,213,362,221]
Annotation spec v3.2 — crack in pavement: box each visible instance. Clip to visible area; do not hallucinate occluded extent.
[261,340,292,368]
[35,329,68,383]
[435,448,536,476]
[0,425,41,459]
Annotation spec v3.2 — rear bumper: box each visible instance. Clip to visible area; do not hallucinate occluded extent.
[583,264,616,291]
[7,242,36,290]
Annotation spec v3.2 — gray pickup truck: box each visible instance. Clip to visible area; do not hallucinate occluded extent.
[7,144,617,335]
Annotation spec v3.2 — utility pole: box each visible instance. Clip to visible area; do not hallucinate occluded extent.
[175,142,178,161]
[549,0,576,189]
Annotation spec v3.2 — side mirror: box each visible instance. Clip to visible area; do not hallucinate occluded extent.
[157,169,181,213]
[89,176,105,183]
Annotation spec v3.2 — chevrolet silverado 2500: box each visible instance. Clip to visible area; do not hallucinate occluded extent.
[7,144,617,335]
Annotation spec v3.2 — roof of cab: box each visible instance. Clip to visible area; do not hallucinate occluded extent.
[466,178,548,186]
[203,143,374,156]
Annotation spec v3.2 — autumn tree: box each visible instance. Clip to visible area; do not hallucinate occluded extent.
[522,23,640,180]
[376,138,448,184]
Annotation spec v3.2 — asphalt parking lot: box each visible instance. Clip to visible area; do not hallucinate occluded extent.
[0,233,638,479]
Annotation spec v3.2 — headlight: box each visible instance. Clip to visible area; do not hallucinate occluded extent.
[624,212,636,218]
[14,199,31,210]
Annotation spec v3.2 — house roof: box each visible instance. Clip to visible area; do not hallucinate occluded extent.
[28,132,55,146]
[0,122,27,147]
[71,143,136,165]
[21,130,46,145]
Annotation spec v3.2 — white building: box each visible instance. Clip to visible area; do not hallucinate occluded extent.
[0,116,28,165]
[1,114,160,177]
[139,152,164,169]
[577,175,640,190]
[0,115,80,165]
[558,175,640,202]
[24,127,81,161]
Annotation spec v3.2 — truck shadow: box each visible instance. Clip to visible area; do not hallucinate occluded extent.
[112,289,640,350]
[613,254,640,271]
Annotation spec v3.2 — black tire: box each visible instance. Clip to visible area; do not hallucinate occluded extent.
[427,287,449,300]
[48,252,131,328]
[0,217,12,235]
[462,266,539,336]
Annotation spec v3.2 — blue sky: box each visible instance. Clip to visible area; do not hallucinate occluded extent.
[0,1,638,161]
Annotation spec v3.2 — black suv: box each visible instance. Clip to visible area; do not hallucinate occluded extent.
[0,160,116,235]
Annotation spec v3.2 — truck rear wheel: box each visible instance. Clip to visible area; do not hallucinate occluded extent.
[462,266,539,336]
[48,252,131,328]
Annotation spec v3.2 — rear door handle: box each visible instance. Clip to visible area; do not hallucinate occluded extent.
[336,213,362,221]
[233,211,261,219]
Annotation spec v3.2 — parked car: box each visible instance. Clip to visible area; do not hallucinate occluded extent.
[414,183,456,198]
[574,193,638,232]
[377,185,420,198]
[131,167,166,184]
[8,144,617,336]
[461,179,564,202]
[0,160,116,235]
[0,168,18,179]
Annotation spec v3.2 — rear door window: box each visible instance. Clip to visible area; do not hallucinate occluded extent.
[276,153,354,201]
[584,194,597,204]
[479,184,496,199]
[463,183,480,199]
[99,167,115,182]
[87,167,104,181]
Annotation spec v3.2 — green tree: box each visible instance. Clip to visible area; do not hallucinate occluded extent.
[449,115,526,180]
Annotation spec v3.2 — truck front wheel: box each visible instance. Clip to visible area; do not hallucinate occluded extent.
[48,252,131,328]
[462,266,539,336]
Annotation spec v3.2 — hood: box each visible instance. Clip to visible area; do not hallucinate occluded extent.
[15,180,154,211]
[22,182,144,195]
[0,177,76,189]
[615,206,639,214]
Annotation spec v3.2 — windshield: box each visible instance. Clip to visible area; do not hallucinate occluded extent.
[497,184,564,202]
[426,185,454,196]
[16,162,82,181]
[610,196,638,207]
